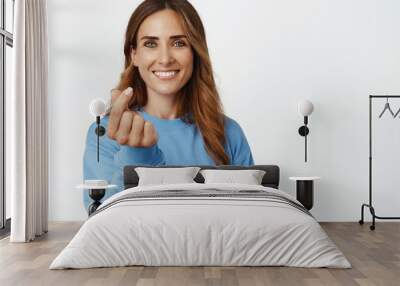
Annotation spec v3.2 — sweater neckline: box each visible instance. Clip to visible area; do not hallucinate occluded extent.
[136,107,187,128]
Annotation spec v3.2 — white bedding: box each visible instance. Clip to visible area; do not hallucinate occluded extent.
[50,183,351,269]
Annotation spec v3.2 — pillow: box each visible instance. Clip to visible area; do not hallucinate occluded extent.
[135,167,201,186]
[200,169,266,185]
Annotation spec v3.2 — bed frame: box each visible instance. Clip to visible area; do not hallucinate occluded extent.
[123,165,280,189]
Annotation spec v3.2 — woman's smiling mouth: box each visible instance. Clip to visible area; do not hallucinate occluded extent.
[153,70,180,80]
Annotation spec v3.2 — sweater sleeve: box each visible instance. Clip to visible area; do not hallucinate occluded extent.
[82,116,165,210]
[224,116,255,166]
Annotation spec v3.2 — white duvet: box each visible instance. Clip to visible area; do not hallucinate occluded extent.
[50,183,351,269]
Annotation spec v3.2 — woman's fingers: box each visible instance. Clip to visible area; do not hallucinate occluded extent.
[142,121,158,147]
[128,113,145,147]
[108,87,133,139]
[115,111,134,145]
[110,89,122,104]
[107,86,157,148]
[127,114,158,147]
[111,109,158,148]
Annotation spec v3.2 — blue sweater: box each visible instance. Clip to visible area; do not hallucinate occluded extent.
[83,109,254,209]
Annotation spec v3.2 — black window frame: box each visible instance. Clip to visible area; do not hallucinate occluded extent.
[0,0,14,238]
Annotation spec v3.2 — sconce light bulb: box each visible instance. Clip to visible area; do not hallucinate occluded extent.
[89,98,107,117]
[298,99,314,116]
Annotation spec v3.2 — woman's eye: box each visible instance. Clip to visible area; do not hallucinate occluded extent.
[144,41,157,48]
[143,40,186,48]
[174,40,186,47]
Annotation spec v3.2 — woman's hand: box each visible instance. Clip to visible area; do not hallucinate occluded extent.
[107,88,158,148]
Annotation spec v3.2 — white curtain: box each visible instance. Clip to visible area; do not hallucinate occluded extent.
[9,0,49,242]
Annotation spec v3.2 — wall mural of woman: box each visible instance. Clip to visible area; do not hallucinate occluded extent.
[83,0,254,209]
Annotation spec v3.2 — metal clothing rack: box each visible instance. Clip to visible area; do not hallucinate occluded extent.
[359,95,400,230]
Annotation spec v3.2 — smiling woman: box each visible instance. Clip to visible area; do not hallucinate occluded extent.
[132,9,194,97]
[82,0,255,210]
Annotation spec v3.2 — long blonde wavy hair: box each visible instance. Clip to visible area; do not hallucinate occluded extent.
[115,0,229,165]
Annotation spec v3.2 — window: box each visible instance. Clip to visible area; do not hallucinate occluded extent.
[0,0,14,238]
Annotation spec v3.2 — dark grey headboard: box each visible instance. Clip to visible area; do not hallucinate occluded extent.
[123,165,280,189]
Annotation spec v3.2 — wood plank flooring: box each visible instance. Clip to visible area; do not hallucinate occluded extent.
[0,222,399,286]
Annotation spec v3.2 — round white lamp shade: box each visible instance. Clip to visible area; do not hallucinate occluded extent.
[89,98,107,117]
[298,99,314,116]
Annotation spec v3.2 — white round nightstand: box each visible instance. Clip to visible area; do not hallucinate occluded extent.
[289,177,320,210]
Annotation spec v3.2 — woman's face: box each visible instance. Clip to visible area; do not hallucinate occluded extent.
[131,9,194,98]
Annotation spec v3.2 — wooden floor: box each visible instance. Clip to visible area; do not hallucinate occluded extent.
[0,222,399,286]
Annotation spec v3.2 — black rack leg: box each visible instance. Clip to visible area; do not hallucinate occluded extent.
[359,203,376,231]
[359,204,366,225]
[369,206,376,231]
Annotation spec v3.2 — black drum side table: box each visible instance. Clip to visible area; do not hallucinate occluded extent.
[87,188,106,215]
[289,177,320,210]
[76,183,117,216]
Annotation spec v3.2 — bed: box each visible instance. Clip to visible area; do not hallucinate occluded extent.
[49,165,351,269]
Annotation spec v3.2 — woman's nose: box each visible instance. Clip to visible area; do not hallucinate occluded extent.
[158,46,174,65]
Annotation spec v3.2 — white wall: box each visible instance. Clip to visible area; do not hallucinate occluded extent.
[48,0,400,221]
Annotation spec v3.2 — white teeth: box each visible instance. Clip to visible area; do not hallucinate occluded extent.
[154,71,178,78]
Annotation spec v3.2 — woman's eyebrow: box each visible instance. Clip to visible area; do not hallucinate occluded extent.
[139,35,187,41]
[170,35,187,39]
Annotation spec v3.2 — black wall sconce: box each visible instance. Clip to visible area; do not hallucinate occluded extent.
[89,99,107,162]
[297,99,314,162]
